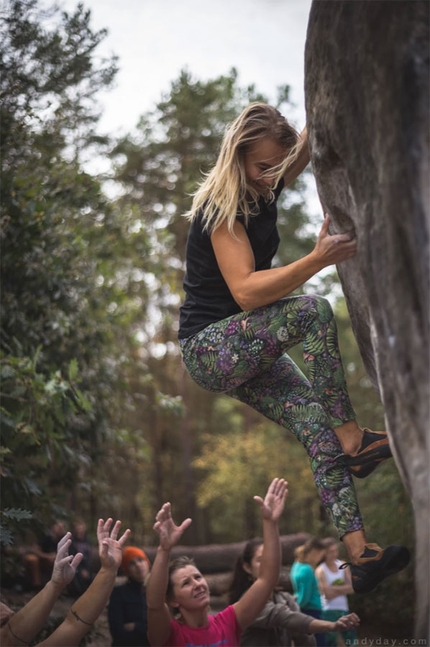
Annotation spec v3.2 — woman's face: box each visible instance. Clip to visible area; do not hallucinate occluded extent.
[73,522,86,539]
[244,543,264,580]
[243,138,287,195]
[325,543,339,562]
[169,564,210,611]
[128,556,150,583]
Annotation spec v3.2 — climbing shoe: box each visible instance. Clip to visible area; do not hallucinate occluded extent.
[346,428,392,478]
[341,543,410,594]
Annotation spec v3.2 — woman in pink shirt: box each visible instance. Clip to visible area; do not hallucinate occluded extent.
[146,478,288,647]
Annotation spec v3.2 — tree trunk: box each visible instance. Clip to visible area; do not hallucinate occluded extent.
[304,1,429,638]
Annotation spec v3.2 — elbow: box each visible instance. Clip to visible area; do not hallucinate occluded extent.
[234,288,260,312]
[230,272,268,311]
[236,297,253,311]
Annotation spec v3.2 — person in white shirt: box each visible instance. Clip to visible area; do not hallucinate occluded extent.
[316,538,357,647]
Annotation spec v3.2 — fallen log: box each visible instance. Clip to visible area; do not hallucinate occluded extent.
[142,532,309,574]
[204,565,293,597]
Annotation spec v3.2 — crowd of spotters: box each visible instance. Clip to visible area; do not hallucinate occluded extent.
[0,482,362,647]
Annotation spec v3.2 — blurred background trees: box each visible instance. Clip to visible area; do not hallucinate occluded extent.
[1,0,413,633]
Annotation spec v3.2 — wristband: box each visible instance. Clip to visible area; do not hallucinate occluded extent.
[71,608,93,626]
[8,623,30,645]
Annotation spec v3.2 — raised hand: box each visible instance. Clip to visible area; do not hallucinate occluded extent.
[253,478,288,523]
[153,502,192,551]
[335,612,360,631]
[50,532,84,588]
[314,215,357,267]
[97,518,131,571]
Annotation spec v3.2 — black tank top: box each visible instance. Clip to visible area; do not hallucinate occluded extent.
[178,180,283,339]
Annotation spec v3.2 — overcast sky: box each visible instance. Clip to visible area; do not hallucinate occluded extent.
[59,0,314,137]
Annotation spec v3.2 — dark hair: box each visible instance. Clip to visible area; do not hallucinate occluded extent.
[166,556,197,601]
[228,537,263,604]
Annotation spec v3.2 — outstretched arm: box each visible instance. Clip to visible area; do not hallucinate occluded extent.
[241,597,359,636]
[282,127,310,187]
[1,533,83,646]
[146,502,192,647]
[308,612,360,633]
[37,519,130,647]
[233,478,288,631]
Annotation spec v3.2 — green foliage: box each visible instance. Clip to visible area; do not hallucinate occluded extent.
[193,399,319,541]
[0,509,33,546]
[1,351,86,497]
[0,0,154,537]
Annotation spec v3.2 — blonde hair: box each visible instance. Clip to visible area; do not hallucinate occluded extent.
[185,102,300,235]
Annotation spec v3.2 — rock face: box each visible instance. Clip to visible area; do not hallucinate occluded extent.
[304,1,429,638]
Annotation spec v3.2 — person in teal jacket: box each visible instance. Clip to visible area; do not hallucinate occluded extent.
[290,538,326,647]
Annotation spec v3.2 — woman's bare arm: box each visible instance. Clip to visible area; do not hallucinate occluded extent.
[233,479,287,630]
[1,534,83,646]
[211,216,356,311]
[37,520,130,647]
[146,503,192,647]
[283,127,310,187]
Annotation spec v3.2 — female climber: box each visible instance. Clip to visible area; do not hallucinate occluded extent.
[178,102,410,593]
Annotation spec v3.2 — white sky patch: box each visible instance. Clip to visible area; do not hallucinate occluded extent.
[57,0,313,138]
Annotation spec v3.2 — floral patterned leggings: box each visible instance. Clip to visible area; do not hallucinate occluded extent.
[179,295,363,536]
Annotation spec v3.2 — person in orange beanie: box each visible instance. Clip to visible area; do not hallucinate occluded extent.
[108,546,151,646]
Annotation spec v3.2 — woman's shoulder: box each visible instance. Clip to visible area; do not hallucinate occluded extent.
[293,561,313,575]
[188,209,214,237]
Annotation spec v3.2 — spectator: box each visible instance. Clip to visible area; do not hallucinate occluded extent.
[316,538,357,647]
[1,519,130,647]
[290,538,326,646]
[229,537,359,646]
[108,546,151,646]
[68,520,94,597]
[22,520,66,590]
[146,478,288,647]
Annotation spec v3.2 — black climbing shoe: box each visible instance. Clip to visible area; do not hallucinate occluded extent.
[346,428,392,478]
[341,543,410,593]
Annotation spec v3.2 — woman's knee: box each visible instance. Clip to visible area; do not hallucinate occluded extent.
[301,294,333,322]
[309,294,332,310]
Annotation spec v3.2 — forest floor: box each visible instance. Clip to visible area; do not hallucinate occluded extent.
[1,587,417,646]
